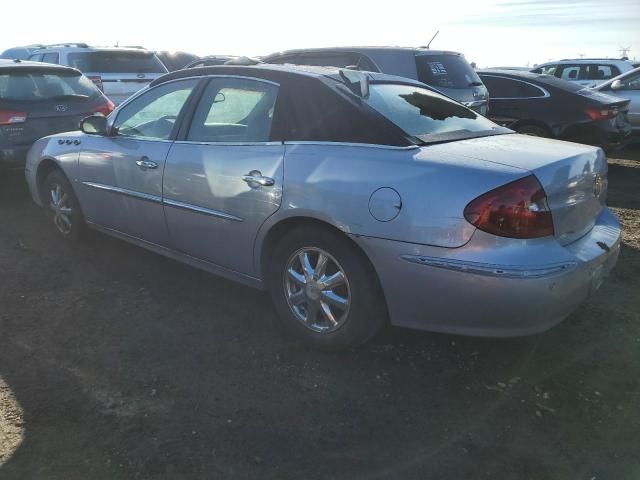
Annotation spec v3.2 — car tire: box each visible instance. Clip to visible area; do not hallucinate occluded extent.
[268,226,387,351]
[42,170,85,241]
[516,125,550,137]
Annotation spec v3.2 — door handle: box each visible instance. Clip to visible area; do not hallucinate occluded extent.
[242,170,275,187]
[136,157,158,170]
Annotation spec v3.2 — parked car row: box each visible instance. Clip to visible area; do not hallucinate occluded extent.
[3,42,637,150]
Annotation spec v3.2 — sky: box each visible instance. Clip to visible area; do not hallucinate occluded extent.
[3,0,639,67]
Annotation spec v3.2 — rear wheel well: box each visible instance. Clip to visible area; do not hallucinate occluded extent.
[260,217,379,288]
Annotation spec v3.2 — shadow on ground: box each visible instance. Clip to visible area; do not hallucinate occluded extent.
[1,152,639,479]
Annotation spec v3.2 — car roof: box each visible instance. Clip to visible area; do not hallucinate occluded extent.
[0,59,81,73]
[32,45,155,54]
[536,58,633,66]
[478,69,587,92]
[153,63,426,88]
[264,46,464,58]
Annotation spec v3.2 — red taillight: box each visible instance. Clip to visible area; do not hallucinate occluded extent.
[0,110,27,126]
[87,75,104,92]
[464,175,554,239]
[93,100,115,117]
[585,106,618,121]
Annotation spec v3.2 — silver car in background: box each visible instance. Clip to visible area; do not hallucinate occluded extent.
[264,47,489,115]
[28,44,168,105]
[593,66,640,133]
[25,65,621,351]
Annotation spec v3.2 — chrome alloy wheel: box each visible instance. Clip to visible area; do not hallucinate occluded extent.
[49,183,73,235]
[284,247,351,333]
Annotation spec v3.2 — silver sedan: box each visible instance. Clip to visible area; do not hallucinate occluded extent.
[25,64,621,350]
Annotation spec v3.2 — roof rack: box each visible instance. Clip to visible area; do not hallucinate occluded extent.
[38,43,90,49]
[223,56,262,66]
[559,57,627,61]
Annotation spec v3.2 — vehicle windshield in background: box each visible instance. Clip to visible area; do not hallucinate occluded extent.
[416,54,482,89]
[0,71,100,101]
[366,83,507,143]
[67,52,166,73]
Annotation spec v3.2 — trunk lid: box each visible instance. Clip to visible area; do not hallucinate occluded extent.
[1,97,101,146]
[433,133,607,245]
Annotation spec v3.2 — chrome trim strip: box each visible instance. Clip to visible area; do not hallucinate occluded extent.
[479,74,551,100]
[82,182,244,221]
[400,255,577,279]
[82,182,162,204]
[200,74,280,87]
[163,198,243,222]
[173,140,283,147]
[284,141,419,150]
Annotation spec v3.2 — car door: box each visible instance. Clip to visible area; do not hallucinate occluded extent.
[479,75,522,124]
[163,76,284,276]
[76,78,200,245]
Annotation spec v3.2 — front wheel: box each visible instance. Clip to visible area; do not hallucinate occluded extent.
[268,226,387,351]
[42,170,85,240]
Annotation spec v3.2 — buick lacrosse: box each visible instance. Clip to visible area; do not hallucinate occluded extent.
[25,64,621,350]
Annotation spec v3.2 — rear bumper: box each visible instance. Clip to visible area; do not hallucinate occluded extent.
[562,119,632,147]
[353,208,621,337]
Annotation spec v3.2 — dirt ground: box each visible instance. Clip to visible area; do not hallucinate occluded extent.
[0,144,639,480]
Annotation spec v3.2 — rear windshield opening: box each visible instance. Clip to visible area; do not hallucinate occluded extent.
[0,71,100,101]
[416,54,482,89]
[67,52,167,74]
[365,83,507,143]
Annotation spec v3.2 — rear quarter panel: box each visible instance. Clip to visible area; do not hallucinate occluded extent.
[254,142,529,271]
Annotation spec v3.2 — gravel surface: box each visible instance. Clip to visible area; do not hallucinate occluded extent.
[0,145,639,479]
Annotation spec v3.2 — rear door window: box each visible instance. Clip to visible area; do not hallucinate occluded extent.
[557,64,583,81]
[67,51,167,73]
[585,64,620,81]
[480,76,545,98]
[0,71,100,101]
[28,53,43,62]
[187,78,278,143]
[415,54,481,89]
[41,53,59,64]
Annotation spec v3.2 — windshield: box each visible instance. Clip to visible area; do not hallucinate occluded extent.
[415,54,482,89]
[67,51,167,73]
[365,83,507,143]
[0,71,100,101]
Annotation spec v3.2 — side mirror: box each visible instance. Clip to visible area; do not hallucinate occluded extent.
[80,114,109,135]
[610,79,624,91]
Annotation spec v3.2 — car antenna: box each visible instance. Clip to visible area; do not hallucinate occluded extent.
[424,30,440,49]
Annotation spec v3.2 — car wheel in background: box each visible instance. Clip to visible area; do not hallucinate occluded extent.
[268,226,387,351]
[43,170,85,240]
[516,125,550,137]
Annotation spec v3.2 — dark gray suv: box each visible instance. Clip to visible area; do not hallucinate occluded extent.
[264,47,489,114]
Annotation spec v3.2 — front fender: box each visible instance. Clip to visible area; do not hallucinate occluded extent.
[25,132,85,206]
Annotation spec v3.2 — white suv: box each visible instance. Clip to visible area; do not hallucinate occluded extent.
[531,58,639,87]
[28,43,168,105]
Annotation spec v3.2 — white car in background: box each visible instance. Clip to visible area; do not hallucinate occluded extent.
[532,58,639,87]
[593,66,640,133]
[28,43,168,105]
